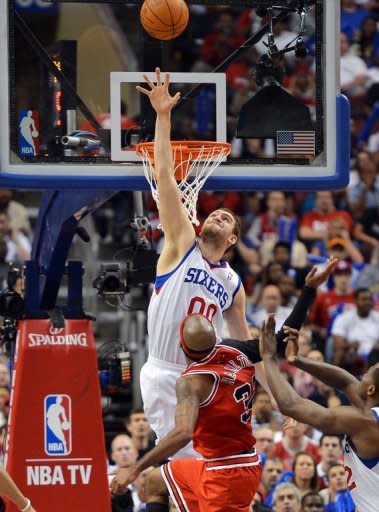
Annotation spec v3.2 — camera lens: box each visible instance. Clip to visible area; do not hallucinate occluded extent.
[102,275,122,293]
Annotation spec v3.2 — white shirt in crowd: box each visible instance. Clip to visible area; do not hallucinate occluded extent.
[251,306,293,333]
[4,232,31,262]
[340,51,369,96]
[331,307,379,356]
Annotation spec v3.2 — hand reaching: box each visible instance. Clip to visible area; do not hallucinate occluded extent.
[259,314,277,358]
[110,466,139,495]
[283,325,300,363]
[281,416,298,431]
[136,67,180,114]
[305,255,338,289]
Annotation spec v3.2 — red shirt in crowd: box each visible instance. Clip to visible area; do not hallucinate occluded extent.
[300,210,353,235]
[309,290,355,328]
[197,192,244,218]
[200,32,245,68]
[270,439,320,472]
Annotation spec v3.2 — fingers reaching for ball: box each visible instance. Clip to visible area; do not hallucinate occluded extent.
[136,68,180,114]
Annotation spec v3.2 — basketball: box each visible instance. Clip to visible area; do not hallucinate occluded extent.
[140,0,189,41]
[61,421,70,430]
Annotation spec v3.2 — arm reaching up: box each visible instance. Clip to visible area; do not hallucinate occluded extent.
[258,316,372,440]
[136,68,195,274]
[275,257,338,353]
[283,328,363,408]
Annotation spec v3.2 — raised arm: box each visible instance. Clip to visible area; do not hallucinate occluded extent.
[288,355,363,408]
[259,316,367,436]
[110,374,204,494]
[276,257,337,345]
[137,68,195,273]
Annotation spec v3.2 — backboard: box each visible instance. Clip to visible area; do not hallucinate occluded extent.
[0,0,349,190]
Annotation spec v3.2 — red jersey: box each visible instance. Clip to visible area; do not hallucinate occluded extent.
[182,344,256,459]
[309,290,355,328]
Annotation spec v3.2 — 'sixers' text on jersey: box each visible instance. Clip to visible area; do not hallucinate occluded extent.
[147,242,241,365]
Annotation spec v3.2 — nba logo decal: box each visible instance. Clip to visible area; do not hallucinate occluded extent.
[18,110,40,157]
[44,394,72,456]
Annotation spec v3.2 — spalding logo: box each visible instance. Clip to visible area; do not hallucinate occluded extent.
[28,330,88,347]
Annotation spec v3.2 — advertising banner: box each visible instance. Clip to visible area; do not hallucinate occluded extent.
[5,319,111,512]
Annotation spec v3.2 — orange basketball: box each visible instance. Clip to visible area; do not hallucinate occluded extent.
[140,0,189,40]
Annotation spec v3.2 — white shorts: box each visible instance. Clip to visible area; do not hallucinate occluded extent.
[140,355,199,459]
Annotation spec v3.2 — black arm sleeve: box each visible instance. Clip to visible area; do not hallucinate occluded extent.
[276,286,316,344]
[222,286,315,363]
[222,339,261,363]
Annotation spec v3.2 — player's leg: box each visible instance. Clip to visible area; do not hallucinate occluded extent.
[199,464,262,512]
[139,360,173,441]
[161,459,202,512]
[145,467,169,512]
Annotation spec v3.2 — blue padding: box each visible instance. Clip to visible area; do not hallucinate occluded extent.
[30,189,115,310]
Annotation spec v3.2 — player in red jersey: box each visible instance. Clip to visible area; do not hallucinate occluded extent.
[111,313,262,511]
[111,260,337,510]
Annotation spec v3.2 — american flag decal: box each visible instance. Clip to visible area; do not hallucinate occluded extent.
[277,131,315,156]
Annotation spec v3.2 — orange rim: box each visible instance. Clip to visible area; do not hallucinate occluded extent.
[135,140,231,161]
[136,140,231,181]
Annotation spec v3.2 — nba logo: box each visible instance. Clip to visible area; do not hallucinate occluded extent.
[44,394,72,456]
[18,110,40,157]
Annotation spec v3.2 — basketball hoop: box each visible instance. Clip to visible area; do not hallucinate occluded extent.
[136,140,231,226]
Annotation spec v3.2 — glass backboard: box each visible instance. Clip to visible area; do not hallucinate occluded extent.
[0,0,349,190]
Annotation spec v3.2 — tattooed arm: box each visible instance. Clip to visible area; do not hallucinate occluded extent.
[111,374,208,493]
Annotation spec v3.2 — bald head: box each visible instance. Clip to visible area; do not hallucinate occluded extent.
[180,314,216,361]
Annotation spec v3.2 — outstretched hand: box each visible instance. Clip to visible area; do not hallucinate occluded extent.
[110,466,139,495]
[305,256,338,289]
[283,325,301,363]
[259,314,277,358]
[136,67,180,114]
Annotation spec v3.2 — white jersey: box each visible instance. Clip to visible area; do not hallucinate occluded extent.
[342,407,379,512]
[147,241,241,366]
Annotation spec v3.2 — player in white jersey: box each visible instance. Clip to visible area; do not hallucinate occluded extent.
[137,69,336,458]
[259,315,379,512]
[136,68,266,458]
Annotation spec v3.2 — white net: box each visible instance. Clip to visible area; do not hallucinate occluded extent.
[139,143,230,226]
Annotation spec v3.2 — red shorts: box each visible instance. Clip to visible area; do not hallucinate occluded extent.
[161,452,262,512]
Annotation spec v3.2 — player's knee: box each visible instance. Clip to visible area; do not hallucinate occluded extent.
[145,467,168,502]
